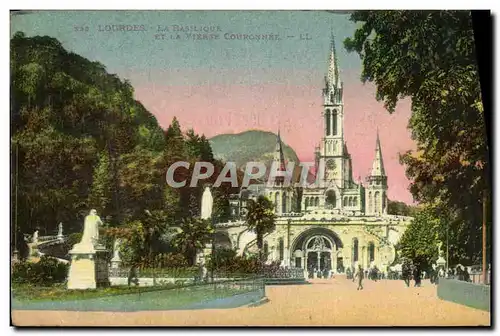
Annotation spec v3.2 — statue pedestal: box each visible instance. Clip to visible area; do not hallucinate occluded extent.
[110,258,122,269]
[95,245,110,287]
[67,243,109,289]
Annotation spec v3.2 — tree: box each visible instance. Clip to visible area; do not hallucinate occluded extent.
[245,195,276,261]
[172,217,214,266]
[344,11,490,265]
[387,200,420,217]
[10,33,167,239]
[397,208,442,270]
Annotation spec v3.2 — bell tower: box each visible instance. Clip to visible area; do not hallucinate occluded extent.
[319,33,345,188]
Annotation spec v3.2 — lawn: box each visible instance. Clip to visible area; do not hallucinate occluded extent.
[12,279,265,311]
[11,283,182,302]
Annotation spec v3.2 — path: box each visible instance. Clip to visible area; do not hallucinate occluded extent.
[12,277,490,326]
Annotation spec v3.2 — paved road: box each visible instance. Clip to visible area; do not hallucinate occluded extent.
[12,277,490,326]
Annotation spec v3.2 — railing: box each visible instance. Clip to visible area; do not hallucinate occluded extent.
[458,271,491,285]
[37,236,60,243]
[109,267,198,279]
[260,267,304,279]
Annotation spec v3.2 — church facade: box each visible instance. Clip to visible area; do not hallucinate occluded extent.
[215,36,413,275]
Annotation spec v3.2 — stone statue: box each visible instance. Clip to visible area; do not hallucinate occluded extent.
[437,241,444,257]
[57,222,63,240]
[201,186,213,220]
[32,230,39,244]
[112,239,121,259]
[110,238,122,269]
[67,209,109,289]
[80,209,102,247]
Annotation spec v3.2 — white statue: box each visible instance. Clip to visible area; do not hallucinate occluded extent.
[112,239,121,261]
[32,230,39,244]
[57,222,63,239]
[201,186,213,220]
[80,209,102,247]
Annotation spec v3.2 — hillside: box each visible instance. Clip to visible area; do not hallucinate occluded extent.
[209,130,300,173]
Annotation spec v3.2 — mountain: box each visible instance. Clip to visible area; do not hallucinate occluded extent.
[209,130,300,173]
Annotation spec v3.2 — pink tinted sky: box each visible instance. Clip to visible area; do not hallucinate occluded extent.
[134,68,417,204]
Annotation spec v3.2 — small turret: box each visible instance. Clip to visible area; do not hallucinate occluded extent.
[365,130,388,215]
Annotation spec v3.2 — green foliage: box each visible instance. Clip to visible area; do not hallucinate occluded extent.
[10,33,166,238]
[11,283,181,302]
[12,256,69,286]
[397,208,441,269]
[10,33,238,268]
[172,217,214,266]
[345,11,490,264]
[207,250,263,275]
[387,200,420,216]
[246,195,276,259]
[64,232,83,250]
[154,253,188,268]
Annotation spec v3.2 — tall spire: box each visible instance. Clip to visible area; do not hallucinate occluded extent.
[370,130,386,176]
[327,32,340,89]
[274,129,286,171]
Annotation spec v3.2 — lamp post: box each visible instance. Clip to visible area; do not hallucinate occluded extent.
[13,142,19,261]
[482,191,488,284]
[211,217,215,282]
[446,221,449,273]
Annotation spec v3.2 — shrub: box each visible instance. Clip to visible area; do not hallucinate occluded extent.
[12,255,69,285]
[207,251,265,275]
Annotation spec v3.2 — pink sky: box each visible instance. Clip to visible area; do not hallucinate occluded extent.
[134,69,417,204]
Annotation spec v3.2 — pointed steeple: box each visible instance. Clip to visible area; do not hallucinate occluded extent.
[327,32,340,89]
[274,129,286,172]
[370,130,386,176]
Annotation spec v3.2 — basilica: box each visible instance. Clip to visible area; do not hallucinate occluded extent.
[214,36,413,275]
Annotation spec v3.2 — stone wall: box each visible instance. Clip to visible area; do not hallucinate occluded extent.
[437,278,490,312]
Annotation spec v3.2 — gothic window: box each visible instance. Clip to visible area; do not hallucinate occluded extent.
[278,238,284,261]
[330,93,334,103]
[263,242,269,261]
[332,110,338,135]
[282,193,287,213]
[315,197,319,207]
[353,197,357,207]
[382,192,386,211]
[274,193,279,212]
[368,192,373,213]
[325,109,331,136]
[343,197,348,207]
[353,238,359,262]
[374,191,381,213]
[348,197,353,207]
[326,190,336,207]
[368,242,375,262]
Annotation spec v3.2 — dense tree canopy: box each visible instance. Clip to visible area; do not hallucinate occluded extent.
[397,209,442,270]
[344,11,490,265]
[387,200,420,217]
[10,32,237,265]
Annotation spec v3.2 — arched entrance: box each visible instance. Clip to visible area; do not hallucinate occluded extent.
[305,235,333,277]
[290,227,343,278]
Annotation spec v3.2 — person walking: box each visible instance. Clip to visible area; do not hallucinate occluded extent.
[413,264,422,287]
[402,260,411,287]
[463,267,471,282]
[355,264,364,290]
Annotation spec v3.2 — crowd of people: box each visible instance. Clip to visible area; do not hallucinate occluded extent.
[306,259,475,290]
